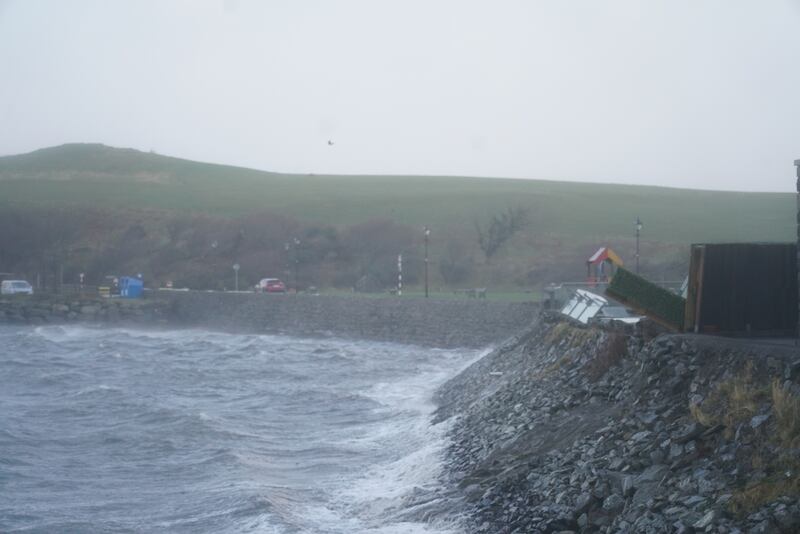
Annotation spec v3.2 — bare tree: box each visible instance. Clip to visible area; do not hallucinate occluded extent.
[475,207,529,260]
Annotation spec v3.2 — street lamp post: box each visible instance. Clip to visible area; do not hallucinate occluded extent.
[424,226,430,298]
[635,217,643,274]
[293,238,300,293]
[284,242,291,288]
[233,263,240,291]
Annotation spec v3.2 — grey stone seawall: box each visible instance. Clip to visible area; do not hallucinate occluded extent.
[0,294,169,325]
[0,292,539,349]
[162,292,539,348]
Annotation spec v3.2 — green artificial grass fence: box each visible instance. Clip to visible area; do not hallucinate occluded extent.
[607,267,686,330]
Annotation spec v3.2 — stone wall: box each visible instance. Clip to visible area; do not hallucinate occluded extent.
[0,292,539,348]
[162,292,539,348]
[0,294,167,325]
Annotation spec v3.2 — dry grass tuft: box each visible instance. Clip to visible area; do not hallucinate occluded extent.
[772,379,800,448]
[689,402,715,427]
[685,363,800,516]
[730,456,800,516]
[568,328,597,349]
[543,322,573,345]
[543,322,601,350]
[724,381,760,429]
[541,354,573,377]
[690,362,768,438]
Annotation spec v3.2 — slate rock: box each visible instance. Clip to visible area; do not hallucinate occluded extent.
[603,493,625,513]
[574,493,594,514]
[693,509,717,529]
[750,413,770,429]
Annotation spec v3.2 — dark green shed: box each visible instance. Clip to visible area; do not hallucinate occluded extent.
[684,243,797,336]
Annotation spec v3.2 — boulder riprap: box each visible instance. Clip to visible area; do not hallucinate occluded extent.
[0,294,167,326]
[435,312,800,533]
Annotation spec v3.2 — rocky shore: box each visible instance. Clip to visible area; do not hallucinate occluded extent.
[0,292,538,348]
[435,313,800,533]
[0,294,168,325]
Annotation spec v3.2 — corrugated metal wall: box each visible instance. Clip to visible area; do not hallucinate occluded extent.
[685,243,797,336]
[795,160,800,339]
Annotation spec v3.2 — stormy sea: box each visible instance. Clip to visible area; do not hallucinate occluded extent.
[0,325,481,533]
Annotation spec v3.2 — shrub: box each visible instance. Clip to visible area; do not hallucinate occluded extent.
[689,362,768,437]
[475,206,529,260]
[731,472,800,516]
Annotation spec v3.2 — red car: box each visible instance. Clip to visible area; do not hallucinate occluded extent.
[256,278,286,293]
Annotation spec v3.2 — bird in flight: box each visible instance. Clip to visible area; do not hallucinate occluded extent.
[327,140,334,146]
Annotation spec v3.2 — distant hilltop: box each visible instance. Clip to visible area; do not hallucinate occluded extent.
[0,143,278,185]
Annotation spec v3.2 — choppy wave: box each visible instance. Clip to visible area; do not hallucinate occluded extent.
[0,324,479,533]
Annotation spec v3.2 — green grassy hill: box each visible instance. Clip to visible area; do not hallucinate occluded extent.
[0,144,794,291]
[0,144,792,245]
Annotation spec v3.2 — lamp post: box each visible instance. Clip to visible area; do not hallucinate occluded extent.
[232,263,240,291]
[284,242,291,289]
[424,226,430,298]
[293,238,300,293]
[635,217,643,274]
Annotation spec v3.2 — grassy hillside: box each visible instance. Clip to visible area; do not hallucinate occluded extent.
[1,144,793,245]
[0,144,794,291]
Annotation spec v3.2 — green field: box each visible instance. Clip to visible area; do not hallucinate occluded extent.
[0,144,793,245]
[0,143,795,290]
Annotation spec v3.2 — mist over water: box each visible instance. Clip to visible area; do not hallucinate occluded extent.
[0,325,480,533]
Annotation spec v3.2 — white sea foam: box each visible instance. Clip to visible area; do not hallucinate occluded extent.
[71,383,124,397]
[288,346,479,533]
[299,414,461,533]
[2,325,491,533]
[31,324,106,342]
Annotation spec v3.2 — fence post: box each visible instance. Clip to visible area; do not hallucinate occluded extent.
[397,254,402,296]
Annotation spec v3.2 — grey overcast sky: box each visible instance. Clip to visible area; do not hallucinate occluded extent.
[1,0,799,192]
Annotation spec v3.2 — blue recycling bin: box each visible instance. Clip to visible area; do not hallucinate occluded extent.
[119,276,143,298]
